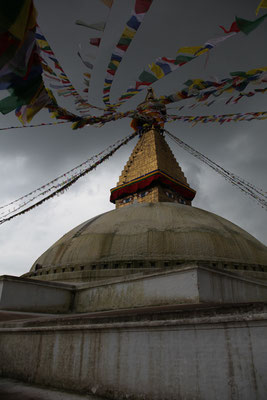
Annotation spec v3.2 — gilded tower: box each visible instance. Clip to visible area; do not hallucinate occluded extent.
[110,89,196,208]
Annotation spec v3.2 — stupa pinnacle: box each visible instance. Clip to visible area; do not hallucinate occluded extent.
[110,88,196,208]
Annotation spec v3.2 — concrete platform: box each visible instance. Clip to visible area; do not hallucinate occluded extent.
[2,266,267,399]
[1,303,267,399]
[0,378,104,400]
[2,265,267,314]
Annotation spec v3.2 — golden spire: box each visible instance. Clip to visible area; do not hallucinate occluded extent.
[110,90,196,208]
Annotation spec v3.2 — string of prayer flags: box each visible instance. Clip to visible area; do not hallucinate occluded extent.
[0,0,37,69]
[159,66,267,108]
[115,36,232,107]
[256,0,267,15]
[115,32,239,107]
[220,13,267,35]
[102,0,154,107]
[35,26,104,115]
[0,130,138,225]
[166,111,267,125]
[115,13,267,110]
[0,0,49,120]
[75,3,113,105]
[0,121,69,132]
[165,129,267,210]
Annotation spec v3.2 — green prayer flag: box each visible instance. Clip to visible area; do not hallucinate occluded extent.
[175,55,195,64]
[120,93,134,100]
[184,80,194,87]
[138,70,158,83]
[236,13,267,34]
[0,75,43,115]
[108,62,117,71]
[230,71,248,77]
[0,94,24,114]
[118,37,132,46]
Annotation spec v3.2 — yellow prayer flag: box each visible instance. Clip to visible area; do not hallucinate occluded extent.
[189,79,205,90]
[122,26,136,40]
[41,64,54,75]
[256,0,267,15]
[224,87,234,93]
[247,66,267,75]
[111,60,120,67]
[100,0,114,8]
[177,46,203,55]
[149,62,165,79]
[36,39,50,49]
[127,90,141,95]
[8,0,33,40]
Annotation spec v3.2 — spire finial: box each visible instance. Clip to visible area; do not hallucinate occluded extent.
[145,87,156,101]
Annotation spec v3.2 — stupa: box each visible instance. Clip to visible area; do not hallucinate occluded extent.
[22,89,267,284]
[1,90,267,399]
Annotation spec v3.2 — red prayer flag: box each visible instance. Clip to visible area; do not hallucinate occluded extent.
[219,21,240,34]
[117,44,129,52]
[135,81,152,89]
[162,57,176,64]
[90,38,101,47]
[135,0,153,14]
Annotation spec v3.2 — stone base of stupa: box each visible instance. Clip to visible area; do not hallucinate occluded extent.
[1,265,267,399]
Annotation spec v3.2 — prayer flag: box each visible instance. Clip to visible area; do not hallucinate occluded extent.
[219,21,240,34]
[75,20,106,31]
[127,15,141,30]
[178,46,204,55]
[256,0,267,15]
[100,0,113,8]
[122,26,136,40]
[0,0,28,32]
[90,38,101,47]
[149,62,165,79]
[155,61,172,75]
[139,70,158,83]
[135,0,153,14]
[236,14,267,34]
[111,54,122,62]
[8,0,34,41]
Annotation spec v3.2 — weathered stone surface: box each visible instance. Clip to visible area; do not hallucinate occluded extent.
[73,266,267,312]
[3,266,267,314]
[0,275,74,313]
[0,304,267,400]
[26,203,267,284]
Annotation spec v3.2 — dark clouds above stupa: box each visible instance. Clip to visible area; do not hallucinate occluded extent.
[0,0,266,275]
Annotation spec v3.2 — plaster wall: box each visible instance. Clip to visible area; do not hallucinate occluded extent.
[2,268,267,314]
[198,268,267,303]
[74,268,199,312]
[0,315,266,399]
[0,276,73,313]
[73,267,267,313]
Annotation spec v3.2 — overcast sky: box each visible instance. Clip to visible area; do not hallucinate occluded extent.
[0,0,266,276]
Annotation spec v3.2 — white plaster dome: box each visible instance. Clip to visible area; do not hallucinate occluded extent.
[29,203,267,279]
